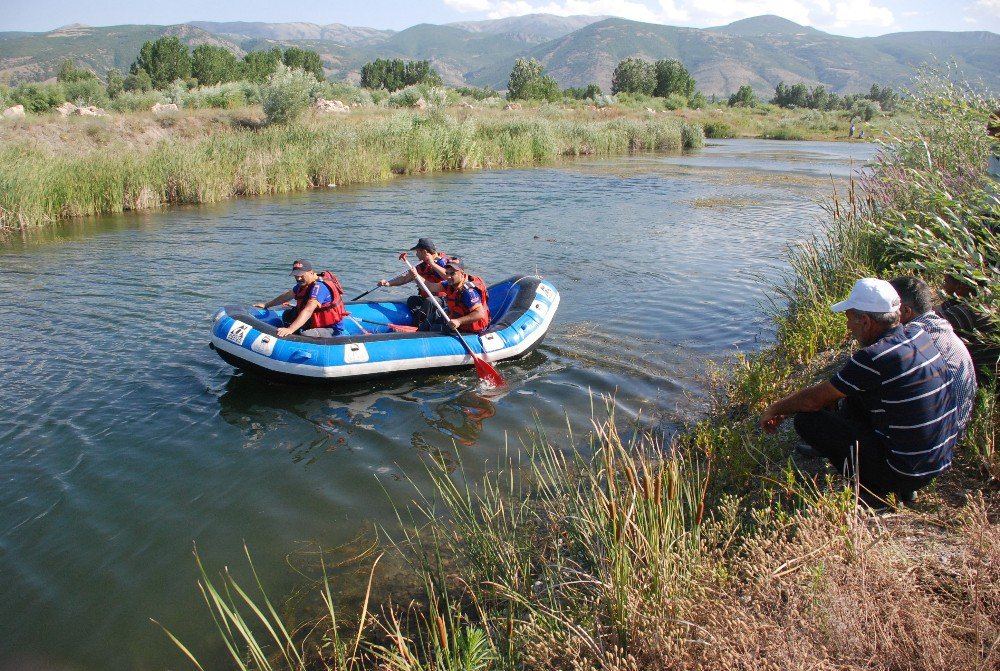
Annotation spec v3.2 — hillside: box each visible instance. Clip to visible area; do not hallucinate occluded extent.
[1,15,997,96]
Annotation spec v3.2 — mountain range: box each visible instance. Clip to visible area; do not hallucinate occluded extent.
[1,14,996,97]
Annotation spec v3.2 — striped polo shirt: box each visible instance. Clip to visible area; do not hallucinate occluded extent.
[830,323,959,478]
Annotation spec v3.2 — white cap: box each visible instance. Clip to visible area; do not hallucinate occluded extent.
[831,278,901,313]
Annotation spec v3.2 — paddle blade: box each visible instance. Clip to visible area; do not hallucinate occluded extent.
[472,355,505,387]
[386,323,419,332]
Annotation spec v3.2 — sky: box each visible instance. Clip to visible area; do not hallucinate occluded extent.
[2,0,998,37]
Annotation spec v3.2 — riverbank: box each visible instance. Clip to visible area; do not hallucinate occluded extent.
[0,106,705,231]
[171,77,998,670]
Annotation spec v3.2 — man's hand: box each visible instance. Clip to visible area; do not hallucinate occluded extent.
[378,279,390,287]
[448,318,462,331]
[253,302,266,309]
[276,327,292,337]
[759,407,786,434]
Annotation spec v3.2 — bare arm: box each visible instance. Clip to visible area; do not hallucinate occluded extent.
[276,300,318,337]
[759,381,845,434]
[449,303,486,331]
[254,289,295,309]
[380,269,416,287]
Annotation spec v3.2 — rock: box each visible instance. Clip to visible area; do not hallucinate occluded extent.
[57,101,77,117]
[414,97,427,110]
[460,102,474,109]
[75,105,107,116]
[2,104,25,119]
[314,98,350,114]
[504,102,522,111]
[151,102,179,114]
[645,107,656,114]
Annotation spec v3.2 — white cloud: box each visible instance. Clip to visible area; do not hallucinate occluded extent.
[975,0,1000,14]
[445,0,494,11]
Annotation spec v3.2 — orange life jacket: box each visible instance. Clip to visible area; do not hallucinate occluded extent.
[445,275,490,333]
[416,254,450,297]
[288,271,347,330]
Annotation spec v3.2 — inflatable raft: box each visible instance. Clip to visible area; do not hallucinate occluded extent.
[210,275,558,383]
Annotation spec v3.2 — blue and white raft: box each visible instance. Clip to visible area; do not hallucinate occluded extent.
[210,275,559,383]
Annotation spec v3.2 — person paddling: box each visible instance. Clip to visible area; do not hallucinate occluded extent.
[378,238,451,323]
[254,259,347,338]
[419,258,490,334]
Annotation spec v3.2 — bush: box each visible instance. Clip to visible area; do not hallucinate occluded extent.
[11,82,66,113]
[702,121,735,138]
[662,93,688,110]
[387,86,425,108]
[106,89,167,113]
[314,81,374,107]
[261,64,316,125]
[681,123,704,148]
[183,82,248,109]
[63,78,110,107]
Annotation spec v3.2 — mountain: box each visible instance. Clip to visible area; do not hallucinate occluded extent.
[446,14,608,42]
[0,23,241,82]
[188,21,393,45]
[1,15,996,97]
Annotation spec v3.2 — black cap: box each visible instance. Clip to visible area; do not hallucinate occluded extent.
[445,258,465,271]
[290,259,313,276]
[410,238,436,253]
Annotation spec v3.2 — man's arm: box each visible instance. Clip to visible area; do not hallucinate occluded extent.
[449,303,486,331]
[380,269,416,287]
[254,289,295,309]
[759,381,845,434]
[277,300,318,337]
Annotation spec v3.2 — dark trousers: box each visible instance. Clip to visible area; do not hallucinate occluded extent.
[407,295,445,326]
[793,400,930,497]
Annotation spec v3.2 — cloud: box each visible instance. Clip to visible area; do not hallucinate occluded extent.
[975,0,1000,13]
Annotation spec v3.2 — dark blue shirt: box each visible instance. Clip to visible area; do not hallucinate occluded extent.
[830,323,959,478]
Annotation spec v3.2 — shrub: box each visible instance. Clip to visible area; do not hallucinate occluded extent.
[681,123,704,148]
[105,68,125,98]
[662,93,688,110]
[63,78,110,107]
[388,86,425,108]
[11,82,66,113]
[106,89,167,113]
[183,82,248,109]
[261,64,316,125]
[703,121,735,138]
[314,81,374,107]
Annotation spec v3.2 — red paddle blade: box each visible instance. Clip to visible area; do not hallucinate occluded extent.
[473,355,505,387]
[387,323,419,332]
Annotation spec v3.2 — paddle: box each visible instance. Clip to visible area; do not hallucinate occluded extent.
[350,285,382,301]
[358,318,419,333]
[399,252,505,387]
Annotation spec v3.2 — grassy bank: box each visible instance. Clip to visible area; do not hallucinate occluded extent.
[0,107,702,231]
[167,73,999,670]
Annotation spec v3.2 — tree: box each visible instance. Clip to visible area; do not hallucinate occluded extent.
[282,47,324,81]
[123,69,153,92]
[728,85,758,107]
[868,83,898,112]
[191,45,238,86]
[505,58,559,101]
[360,58,440,91]
[57,59,97,83]
[654,59,695,99]
[131,37,192,90]
[105,68,124,98]
[262,64,315,125]
[611,58,656,96]
[240,48,283,83]
[563,84,602,100]
[772,81,809,108]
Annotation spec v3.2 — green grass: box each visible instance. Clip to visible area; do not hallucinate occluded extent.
[0,108,702,231]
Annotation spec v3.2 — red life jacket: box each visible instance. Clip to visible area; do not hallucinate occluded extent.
[288,271,347,330]
[446,275,490,333]
[416,254,450,297]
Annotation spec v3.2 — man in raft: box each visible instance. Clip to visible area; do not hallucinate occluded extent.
[759,278,960,508]
[253,259,347,338]
[377,238,450,324]
[419,258,491,334]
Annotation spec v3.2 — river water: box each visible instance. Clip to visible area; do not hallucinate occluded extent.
[0,140,874,670]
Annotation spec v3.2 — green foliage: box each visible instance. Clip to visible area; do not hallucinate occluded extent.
[360,58,441,92]
[191,45,238,86]
[261,64,316,125]
[611,58,656,96]
[63,77,109,107]
[56,59,97,83]
[868,83,898,112]
[703,121,735,138]
[106,89,166,113]
[849,99,880,121]
[11,82,65,113]
[654,59,695,99]
[728,85,758,108]
[454,85,500,101]
[239,48,282,84]
[689,90,708,109]
[506,58,560,102]
[562,84,602,100]
[131,37,192,90]
[281,47,324,81]
[105,68,124,99]
[681,123,704,148]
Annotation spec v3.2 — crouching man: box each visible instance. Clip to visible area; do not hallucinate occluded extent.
[759,278,960,506]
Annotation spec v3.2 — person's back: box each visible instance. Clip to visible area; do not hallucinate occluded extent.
[911,311,976,432]
[938,296,1000,384]
[835,321,959,479]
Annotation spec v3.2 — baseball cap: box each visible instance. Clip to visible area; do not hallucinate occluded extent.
[290,259,313,276]
[410,238,437,252]
[445,258,465,271]
[831,278,901,313]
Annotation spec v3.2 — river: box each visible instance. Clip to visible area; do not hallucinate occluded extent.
[0,139,875,670]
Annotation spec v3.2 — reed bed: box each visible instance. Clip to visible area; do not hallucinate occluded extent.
[0,109,701,231]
